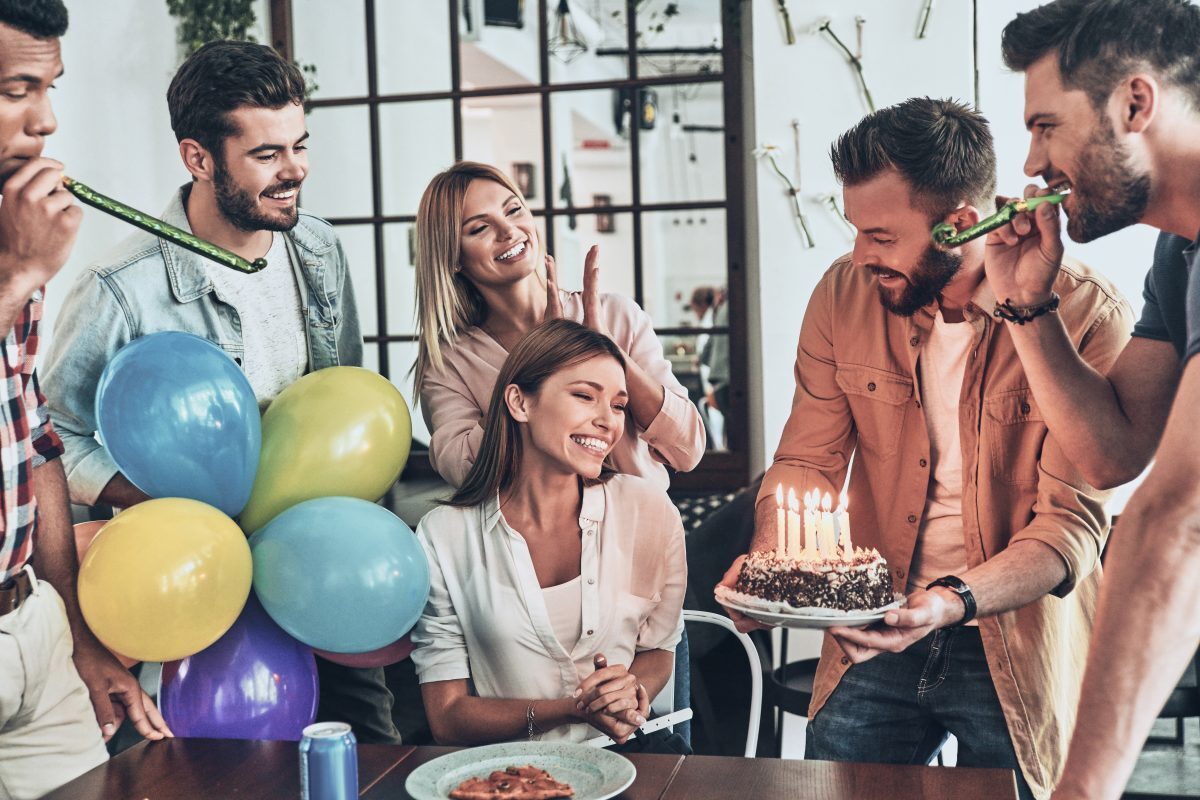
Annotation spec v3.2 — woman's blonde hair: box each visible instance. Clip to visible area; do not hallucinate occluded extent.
[445,319,625,510]
[412,161,533,394]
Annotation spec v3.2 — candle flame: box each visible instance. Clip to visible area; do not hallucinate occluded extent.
[776,484,784,506]
[788,488,800,512]
[822,492,832,512]
[840,490,849,511]
[803,489,814,510]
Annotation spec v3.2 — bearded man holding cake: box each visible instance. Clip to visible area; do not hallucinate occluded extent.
[717,98,1129,800]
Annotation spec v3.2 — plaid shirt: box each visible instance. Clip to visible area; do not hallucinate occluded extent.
[0,290,64,583]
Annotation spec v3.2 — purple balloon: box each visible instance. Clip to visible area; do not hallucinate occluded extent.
[160,593,318,740]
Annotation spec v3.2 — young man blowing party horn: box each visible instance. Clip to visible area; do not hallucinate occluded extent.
[0,2,173,798]
[38,41,399,746]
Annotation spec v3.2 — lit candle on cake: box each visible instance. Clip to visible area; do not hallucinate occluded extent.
[803,490,818,559]
[787,488,802,560]
[837,491,852,555]
[775,484,785,556]
[819,492,837,557]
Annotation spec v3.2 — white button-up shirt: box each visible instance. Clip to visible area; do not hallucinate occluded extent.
[411,474,686,742]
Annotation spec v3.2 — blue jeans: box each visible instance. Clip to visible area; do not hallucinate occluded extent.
[807,627,1033,800]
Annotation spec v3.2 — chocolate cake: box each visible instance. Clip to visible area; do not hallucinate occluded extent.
[734,548,894,612]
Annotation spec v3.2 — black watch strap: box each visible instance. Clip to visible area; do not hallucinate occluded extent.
[926,575,977,627]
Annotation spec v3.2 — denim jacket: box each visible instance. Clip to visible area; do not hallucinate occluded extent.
[41,186,363,506]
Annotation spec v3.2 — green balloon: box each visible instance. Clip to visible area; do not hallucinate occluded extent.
[239,367,412,533]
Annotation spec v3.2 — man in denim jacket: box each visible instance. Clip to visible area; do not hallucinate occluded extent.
[41,41,399,745]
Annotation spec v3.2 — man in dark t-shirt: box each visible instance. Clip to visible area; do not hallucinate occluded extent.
[1132,233,1193,359]
[976,2,1200,798]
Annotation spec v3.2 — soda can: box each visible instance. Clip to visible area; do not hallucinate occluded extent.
[300,722,358,800]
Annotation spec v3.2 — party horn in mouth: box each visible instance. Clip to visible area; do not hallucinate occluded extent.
[62,176,267,274]
[931,191,1069,249]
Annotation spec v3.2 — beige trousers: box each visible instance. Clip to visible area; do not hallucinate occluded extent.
[0,567,108,800]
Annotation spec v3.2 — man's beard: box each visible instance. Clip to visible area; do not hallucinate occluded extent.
[868,243,964,317]
[1065,121,1151,243]
[213,158,301,233]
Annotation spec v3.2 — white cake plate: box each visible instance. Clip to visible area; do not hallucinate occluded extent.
[714,585,904,629]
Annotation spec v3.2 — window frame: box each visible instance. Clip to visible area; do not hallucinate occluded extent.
[272,0,750,490]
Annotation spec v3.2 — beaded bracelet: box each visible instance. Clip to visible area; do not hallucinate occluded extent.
[993,292,1060,325]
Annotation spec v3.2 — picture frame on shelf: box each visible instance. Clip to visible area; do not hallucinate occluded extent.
[512,161,536,200]
[594,194,615,233]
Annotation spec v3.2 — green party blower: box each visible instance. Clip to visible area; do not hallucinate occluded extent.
[63,176,267,274]
[931,191,1069,249]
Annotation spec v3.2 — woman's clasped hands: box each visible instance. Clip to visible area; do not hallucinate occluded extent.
[572,653,649,744]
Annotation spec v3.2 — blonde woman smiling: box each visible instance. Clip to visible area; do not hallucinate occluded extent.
[411,320,686,745]
[413,161,705,489]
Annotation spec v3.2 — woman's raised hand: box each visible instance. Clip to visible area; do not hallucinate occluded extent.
[581,245,611,337]
[543,253,564,322]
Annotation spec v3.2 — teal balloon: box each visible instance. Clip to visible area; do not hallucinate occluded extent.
[95,332,260,517]
[249,498,430,653]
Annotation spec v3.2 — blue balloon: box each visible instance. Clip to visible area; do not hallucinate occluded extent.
[250,497,431,653]
[160,593,318,741]
[96,332,260,517]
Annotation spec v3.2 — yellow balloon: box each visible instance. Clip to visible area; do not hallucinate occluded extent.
[239,366,412,532]
[78,498,252,663]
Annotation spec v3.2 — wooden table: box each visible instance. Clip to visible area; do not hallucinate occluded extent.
[42,739,1020,800]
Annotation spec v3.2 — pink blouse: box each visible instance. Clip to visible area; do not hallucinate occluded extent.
[420,290,706,490]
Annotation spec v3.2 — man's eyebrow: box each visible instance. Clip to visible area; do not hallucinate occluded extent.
[246,132,309,156]
[859,226,892,235]
[1025,112,1056,130]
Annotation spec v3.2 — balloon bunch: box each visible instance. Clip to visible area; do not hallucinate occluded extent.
[75,332,428,741]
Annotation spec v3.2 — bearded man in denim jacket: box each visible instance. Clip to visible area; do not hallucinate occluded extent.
[41,41,400,745]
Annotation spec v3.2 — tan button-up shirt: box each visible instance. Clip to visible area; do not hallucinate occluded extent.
[756,256,1132,799]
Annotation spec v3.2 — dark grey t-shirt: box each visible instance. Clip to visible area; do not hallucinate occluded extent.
[1131,231,1198,360]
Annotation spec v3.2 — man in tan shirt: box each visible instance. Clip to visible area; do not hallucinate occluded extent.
[720,98,1130,800]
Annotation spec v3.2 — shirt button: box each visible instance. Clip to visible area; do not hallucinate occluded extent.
[867,382,877,392]
[840,656,850,666]
[896,568,906,579]
[586,530,593,536]
[587,578,595,585]
[586,629,594,636]
[907,514,917,523]
[909,336,919,346]
[1020,402,1031,414]
[919,458,927,468]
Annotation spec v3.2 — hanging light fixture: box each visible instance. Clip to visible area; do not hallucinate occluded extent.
[548,0,588,63]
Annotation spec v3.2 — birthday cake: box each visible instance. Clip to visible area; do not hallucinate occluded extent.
[733,548,894,612]
[730,487,895,613]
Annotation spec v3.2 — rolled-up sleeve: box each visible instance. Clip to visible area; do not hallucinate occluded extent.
[636,501,687,652]
[756,273,855,514]
[1010,295,1133,594]
[421,364,486,489]
[609,294,706,472]
[410,524,472,684]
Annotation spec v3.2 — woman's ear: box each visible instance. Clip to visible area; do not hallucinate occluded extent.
[505,384,531,422]
[944,204,982,234]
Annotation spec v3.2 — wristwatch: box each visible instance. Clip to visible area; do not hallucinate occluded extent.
[926,575,977,627]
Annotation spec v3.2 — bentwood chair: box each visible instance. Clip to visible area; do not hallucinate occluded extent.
[587,610,762,757]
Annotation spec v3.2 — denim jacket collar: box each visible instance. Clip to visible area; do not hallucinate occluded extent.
[160,185,338,304]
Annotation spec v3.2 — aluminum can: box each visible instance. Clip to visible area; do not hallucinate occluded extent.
[300,721,358,800]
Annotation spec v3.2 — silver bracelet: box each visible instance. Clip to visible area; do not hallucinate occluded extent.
[526,702,539,739]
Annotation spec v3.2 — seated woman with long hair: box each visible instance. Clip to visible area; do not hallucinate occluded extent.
[411,319,686,745]
[413,161,705,490]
